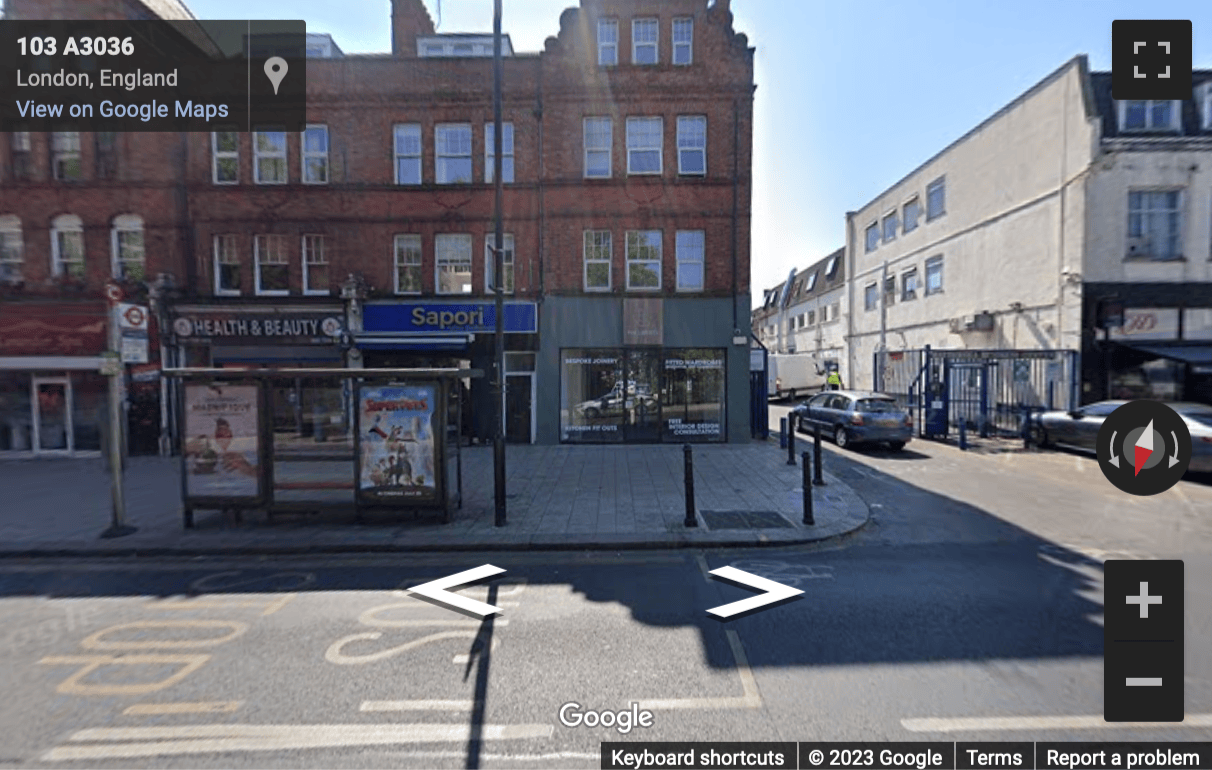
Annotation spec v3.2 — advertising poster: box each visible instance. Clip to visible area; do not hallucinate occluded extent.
[359,383,438,503]
[183,383,261,499]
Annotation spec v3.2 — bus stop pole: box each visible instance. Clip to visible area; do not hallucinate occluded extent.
[492,0,507,527]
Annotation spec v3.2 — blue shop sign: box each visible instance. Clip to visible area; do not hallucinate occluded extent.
[363,301,538,334]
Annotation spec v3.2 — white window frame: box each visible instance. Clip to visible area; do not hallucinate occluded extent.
[925,255,944,296]
[584,117,612,178]
[253,131,287,184]
[864,222,879,253]
[864,282,878,311]
[110,214,145,282]
[672,17,693,65]
[903,197,921,234]
[676,115,706,176]
[394,234,423,295]
[394,124,422,185]
[435,233,473,294]
[626,117,662,175]
[484,233,515,294]
[583,230,611,291]
[51,132,81,181]
[213,234,240,296]
[1128,189,1183,261]
[626,229,662,291]
[597,19,618,66]
[926,176,946,221]
[632,18,658,65]
[301,125,329,184]
[254,234,289,296]
[675,230,704,291]
[51,214,85,279]
[435,123,473,185]
[1118,100,1181,132]
[302,234,329,295]
[0,215,24,283]
[484,122,514,184]
[212,131,238,184]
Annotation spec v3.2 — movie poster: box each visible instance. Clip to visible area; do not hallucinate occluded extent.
[358,383,438,503]
[183,383,261,498]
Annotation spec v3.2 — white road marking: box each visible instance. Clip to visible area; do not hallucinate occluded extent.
[124,701,242,715]
[361,700,475,712]
[902,714,1212,732]
[42,723,555,760]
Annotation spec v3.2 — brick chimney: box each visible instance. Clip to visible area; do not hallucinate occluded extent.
[392,0,436,57]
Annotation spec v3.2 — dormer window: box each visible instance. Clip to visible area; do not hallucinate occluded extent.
[1118,100,1180,132]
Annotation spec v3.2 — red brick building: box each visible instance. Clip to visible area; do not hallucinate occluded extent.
[0,0,755,454]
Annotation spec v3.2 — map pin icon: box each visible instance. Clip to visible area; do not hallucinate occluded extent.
[264,57,288,95]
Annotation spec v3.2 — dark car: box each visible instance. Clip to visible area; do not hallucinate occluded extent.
[792,389,913,450]
[1034,400,1212,472]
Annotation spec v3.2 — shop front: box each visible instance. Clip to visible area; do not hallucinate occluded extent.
[357,300,539,444]
[0,301,109,458]
[538,296,752,445]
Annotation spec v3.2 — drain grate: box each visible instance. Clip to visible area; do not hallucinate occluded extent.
[699,510,793,530]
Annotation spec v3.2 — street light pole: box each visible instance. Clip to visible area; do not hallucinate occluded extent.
[492,0,507,526]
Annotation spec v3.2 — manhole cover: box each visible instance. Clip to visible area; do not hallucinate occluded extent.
[700,510,793,530]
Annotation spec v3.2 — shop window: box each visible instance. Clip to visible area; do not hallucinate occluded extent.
[254,131,287,184]
[51,214,84,279]
[303,234,329,294]
[394,234,422,294]
[214,234,240,295]
[484,233,515,293]
[111,214,145,282]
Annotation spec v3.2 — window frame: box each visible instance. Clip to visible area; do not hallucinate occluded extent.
[625,229,662,291]
[435,123,473,185]
[254,234,289,296]
[584,117,612,179]
[301,125,329,185]
[253,130,288,184]
[676,115,706,176]
[626,116,663,176]
[50,214,84,279]
[675,229,705,292]
[110,214,145,282]
[583,230,612,291]
[632,17,658,65]
[484,233,516,294]
[394,123,422,185]
[924,255,944,296]
[393,234,423,295]
[484,121,515,184]
[302,234,329,295]
[435,233,474,295]
[213,234,240,296]
[672,17,693,65]
[926,176,946,221]
[597,18,618,66]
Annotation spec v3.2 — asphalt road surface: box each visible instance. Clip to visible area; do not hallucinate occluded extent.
[1,417,1210,768]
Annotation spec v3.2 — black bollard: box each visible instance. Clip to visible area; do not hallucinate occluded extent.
[813,424,825,486]
[683,443,697,527]
[802,451,814,525]
[787,416,796,465]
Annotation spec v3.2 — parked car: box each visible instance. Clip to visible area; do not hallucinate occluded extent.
[1033,400,1212,472]
[792,390,913,450]
[574,382,657,420]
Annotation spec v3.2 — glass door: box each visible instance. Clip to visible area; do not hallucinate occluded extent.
[32,376,72,454]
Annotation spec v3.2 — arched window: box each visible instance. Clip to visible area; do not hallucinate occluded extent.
[111,214,145,281]
[0,215,22,282]
[50,214,84,278]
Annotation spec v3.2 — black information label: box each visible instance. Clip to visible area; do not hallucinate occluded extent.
[0,20,305,132]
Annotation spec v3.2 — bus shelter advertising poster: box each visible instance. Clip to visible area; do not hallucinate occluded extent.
[358,384,438,503]
[182,383,261,499]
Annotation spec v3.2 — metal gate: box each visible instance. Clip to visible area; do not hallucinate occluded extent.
[750,343,769,439]
[875,346,1079,439]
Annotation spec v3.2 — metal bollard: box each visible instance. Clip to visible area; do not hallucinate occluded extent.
[683,443,697,527]
[959,420,968,451]
[787,417,796,465]
[813,424,825,486]
[802,451,814,525]
[779,417,788,449]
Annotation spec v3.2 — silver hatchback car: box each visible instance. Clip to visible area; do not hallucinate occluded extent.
[792,390,914,450]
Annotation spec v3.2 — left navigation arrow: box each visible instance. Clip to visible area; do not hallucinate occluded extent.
[706,566,804,619]
[407,565,507,618]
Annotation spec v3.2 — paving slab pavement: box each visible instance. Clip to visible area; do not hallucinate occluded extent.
[0,438,868,557]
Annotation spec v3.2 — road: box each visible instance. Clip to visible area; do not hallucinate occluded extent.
[0,413,1209,768]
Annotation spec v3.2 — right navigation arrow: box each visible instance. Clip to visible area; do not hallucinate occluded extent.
[706,566,804,619]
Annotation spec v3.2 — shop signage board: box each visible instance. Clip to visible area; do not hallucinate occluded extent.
[356,382,442,506]
[362,301,537,334]
[171,309,344,344]
[180,382,265,504]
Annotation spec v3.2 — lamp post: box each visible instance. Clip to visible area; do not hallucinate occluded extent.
[492,0,507,526]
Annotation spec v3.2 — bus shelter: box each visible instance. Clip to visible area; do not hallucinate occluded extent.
[164,367,483,528]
